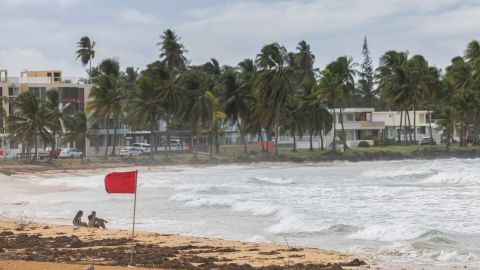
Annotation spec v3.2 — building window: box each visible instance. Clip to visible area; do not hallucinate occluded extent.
[28,87,47,98]
[346,114,353,122]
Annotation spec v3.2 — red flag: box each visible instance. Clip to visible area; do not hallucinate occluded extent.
[104,171,137,194]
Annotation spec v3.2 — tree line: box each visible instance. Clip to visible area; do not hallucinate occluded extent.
[4,30,480,159]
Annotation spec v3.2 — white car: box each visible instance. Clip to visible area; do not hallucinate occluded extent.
[59,148,83,158]
[119,147,143,157]
[131,143,151,153]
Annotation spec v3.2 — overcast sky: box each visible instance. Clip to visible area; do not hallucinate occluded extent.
[1,0,479,77]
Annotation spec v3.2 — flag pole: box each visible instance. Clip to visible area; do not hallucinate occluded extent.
[129,170,138,266]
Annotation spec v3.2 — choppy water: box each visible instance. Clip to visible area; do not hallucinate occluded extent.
[1,159,480,269]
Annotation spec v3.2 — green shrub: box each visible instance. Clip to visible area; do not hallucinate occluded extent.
[358,141,370,148]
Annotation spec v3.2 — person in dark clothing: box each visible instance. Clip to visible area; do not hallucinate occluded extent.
[87,211,108,229]
[73,210,88,227]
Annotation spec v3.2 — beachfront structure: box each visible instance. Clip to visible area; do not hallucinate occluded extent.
[0,69,96,157]
[275,108,385,149]
[372,111,442,144]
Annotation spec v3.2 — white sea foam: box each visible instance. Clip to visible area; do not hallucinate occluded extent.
[251,176,295,185]
[422,168,480,186]
[348,224,426,242]
[246,234,267,242]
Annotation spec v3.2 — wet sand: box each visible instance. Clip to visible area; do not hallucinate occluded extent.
[0,220,365,270]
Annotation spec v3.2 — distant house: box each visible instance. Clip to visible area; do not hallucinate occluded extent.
[325,108,385,148]
[372,111,441,144]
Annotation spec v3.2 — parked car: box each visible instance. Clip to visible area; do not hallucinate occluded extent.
[131,143,151,153]
[160,139,183,146]
[119,147,143,157]
[420,137,436,145]
[59,148,83,158]
[37,149,51,160]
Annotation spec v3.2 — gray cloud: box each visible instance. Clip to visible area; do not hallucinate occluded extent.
[0,0,478,77]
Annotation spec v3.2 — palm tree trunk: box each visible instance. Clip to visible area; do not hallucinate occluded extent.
[446,130,451,152]
[104,118,109,158]
[320,130,324,150]
[339,108,345,133]
[112,120,118,156]
[398,111,403,144]
[209,135,213,157]
[292,133,296,152]
[34,131,38,161]
[404,110,408,144]
[150,116,156,159]
[309,132,313,151]
[274,107,280,157]
[259,129,265,152]
[238,120,247,153]
[406,110,412,144]
[428,107,433,141]
[332,106,337,152]
[164,117,169,159]
[215,131,220,154]
[413,107,417,144]
[166,116,171,155]
[474,112,480,146]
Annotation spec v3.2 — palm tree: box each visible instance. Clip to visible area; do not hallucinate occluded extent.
[157,29,188,73]
[181,69,216,157]
[63,111,97,162]
[204,92,226,157]
[142,60,183,157]
[326,56,357,135]
[464,40,480,145]
[377,51,410,144]
[317,69,344,152]
[221,69,252,153]
[76,36,96,81]
[45,88,67,154]
[125,76,164,158]
[437,106,457,152]
[87,59,125,158]
[289,40,316,88]
[254,43,293,157]
[7,92,51,160]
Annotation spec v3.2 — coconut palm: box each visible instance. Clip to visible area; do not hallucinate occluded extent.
[7,92,51,160]
[157,29,188,73]
[254,43,293,157]
[181,69,216,157]
[289,40,316,88]
[63,111,97,162]
[125,76,164,158]
[76,36,96,81]
[221,69,252,153]
[437,106,457,152]
[464,40,480,145]
[44,88,68,154]
[87,59,125,158]
[142,60,183,156]
[326,56,357,135]
[317,69,344,152]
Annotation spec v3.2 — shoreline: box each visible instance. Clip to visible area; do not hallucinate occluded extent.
[0,219,366,270]
[1,147,479,175]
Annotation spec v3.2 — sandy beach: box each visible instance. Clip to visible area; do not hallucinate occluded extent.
[0,220,366,270]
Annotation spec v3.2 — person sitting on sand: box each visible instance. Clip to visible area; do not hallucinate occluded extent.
[73,210,88,227]
[87,211,108,229]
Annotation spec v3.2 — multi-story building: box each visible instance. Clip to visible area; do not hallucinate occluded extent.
[275,108,385,149]
[0,69,94,157]
[372,111,442,144]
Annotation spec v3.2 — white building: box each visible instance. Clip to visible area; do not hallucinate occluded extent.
[372,111,442,144]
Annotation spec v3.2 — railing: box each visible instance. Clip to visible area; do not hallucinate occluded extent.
[1,77,91,85]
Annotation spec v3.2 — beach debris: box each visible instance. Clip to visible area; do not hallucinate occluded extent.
[84,265,94,270]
